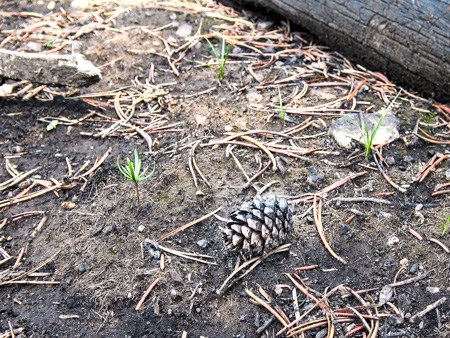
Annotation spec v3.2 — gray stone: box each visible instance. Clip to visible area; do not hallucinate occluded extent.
[409,263,418,274]
[102,224,116,234]
[386,156,396,166]
[330,112,400,149]
[378,211,392,219]
[197,239,208,249]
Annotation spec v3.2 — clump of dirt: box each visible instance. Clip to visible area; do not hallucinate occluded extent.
[1,1,449,337]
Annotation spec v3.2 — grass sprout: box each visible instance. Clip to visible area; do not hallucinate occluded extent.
[277,88,286,121]
[442,208,449,236]
[362,90,402,160]
[206,37,231,81]
[117,149,155,206]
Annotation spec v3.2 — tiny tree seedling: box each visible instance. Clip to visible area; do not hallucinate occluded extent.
[206,37,231,81]
[441,208,449,236]
[362,90,402,161]
[277,88,286,121]
[117,149,155,206]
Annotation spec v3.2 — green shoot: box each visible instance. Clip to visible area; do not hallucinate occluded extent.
[117,149,155,206]
[442,208,449,236]
[363,90,402,161]
[277,88,286,121]
[206,37,231,81]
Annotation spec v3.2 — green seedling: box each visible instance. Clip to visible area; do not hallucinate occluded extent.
[277,88,286,121]
[206,37,231,81]
[441,208,449,236]
[362,90,402,161]
[117,149,155,206]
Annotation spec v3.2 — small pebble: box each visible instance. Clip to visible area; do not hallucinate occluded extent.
[403,155,414,163]
[137,225,145,232]
[409,263,418,274]
[385,156,396,166]
[102,224,116,235]
[378,211,392,219]
[47,1,56,10]
[77,262,91,273]
[197,239,208,248]
[170,289,179,299]
[400,258,409,266]
[339,226,349,235]
[387,236,399,246]
[426,286,440,294]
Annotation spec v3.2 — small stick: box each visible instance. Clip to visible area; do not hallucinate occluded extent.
[1,280,59,285]
[13,247,25,268]
[157,207,221,242]
[246,289,289,328]
[294,264,319,271]
[31,216,48,238]
[313,196,347,265]
[135,277,160,311]
[388,271,431,287]
[408,227,423,240]
[257,180,279,194]
[191,141,211,187]
[329,197,391,204]
[243,160,271,189]
[187,154,199,189]
[291,171,367,203]
[373,151,406,193]
[72,147,112,179]
[217,244,290,294]
[227,145,250,182]
[241,135,277,171]
[285,273,327,310]
[158,244,216,265]
[8,321,15,338]
[348,306,371,332]
[409,297,447,323]
[429,238,450,253]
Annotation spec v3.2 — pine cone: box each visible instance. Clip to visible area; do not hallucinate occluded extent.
[223,195,293,259]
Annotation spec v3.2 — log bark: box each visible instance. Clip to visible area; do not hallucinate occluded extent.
[0,49,101,87]
[239,0,449,102]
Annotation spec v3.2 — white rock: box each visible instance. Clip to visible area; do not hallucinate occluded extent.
[330,112,400,149]
[137,225,145,232]
[426,287,440,294]
[175,23,193,38]
[387,235,399,246]
[0,84,13,97]
[71,0,90,9]
[47,1,56,11]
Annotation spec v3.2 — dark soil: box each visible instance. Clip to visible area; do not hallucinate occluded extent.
[0,1,449,338]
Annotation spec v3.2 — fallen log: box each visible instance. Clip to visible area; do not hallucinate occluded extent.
[238,0,449,102]
[0,49,101,87]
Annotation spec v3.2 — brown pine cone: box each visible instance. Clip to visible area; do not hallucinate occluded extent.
[222,195,293,259]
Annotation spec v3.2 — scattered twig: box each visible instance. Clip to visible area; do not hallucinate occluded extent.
[135,277,160,311]
[157,207,221,242]
[409,297,447,323]
[313,196,347,265]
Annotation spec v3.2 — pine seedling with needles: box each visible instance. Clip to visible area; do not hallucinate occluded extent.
[362,90,402,161]
[206,37,231,81]
[117,149,155,206]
